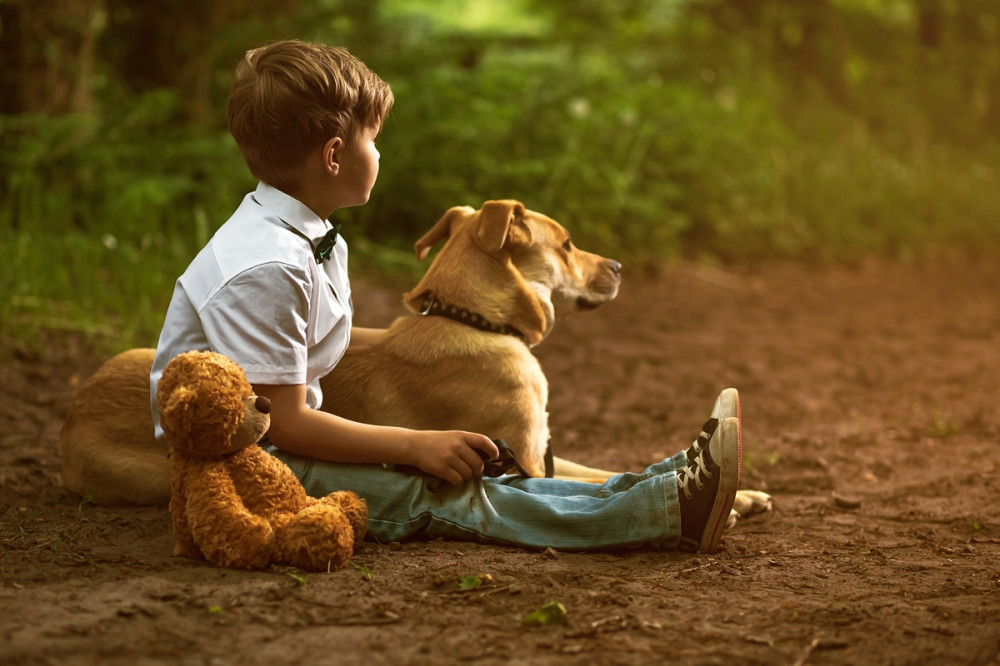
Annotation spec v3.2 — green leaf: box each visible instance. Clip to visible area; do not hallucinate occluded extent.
[459,574,484,590]
[521,601,567,627]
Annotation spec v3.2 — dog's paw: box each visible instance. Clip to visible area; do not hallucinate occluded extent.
[734,489,773,516]
[727,489,773,528]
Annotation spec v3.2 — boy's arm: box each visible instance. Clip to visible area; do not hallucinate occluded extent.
[254,383,499,486]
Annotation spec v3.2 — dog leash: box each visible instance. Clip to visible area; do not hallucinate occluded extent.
[480,439,531,477]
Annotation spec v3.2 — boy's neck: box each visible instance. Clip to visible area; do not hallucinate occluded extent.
[280,176,336,221]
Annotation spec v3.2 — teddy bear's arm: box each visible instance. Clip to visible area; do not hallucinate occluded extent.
[170,466,202,560]
[230,447,310,517]
[184,461,276,570]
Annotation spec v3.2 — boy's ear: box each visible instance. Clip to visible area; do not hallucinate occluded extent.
[324,137,343,175]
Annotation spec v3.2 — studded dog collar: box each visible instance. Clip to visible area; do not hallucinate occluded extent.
[417,295,525,341]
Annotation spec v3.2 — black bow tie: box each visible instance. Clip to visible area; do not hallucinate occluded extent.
[313,224,342,264]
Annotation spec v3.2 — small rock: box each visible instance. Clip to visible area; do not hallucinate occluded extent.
[831,492,862,510]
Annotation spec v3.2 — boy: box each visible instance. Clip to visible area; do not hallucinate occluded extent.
[151,40,741,554]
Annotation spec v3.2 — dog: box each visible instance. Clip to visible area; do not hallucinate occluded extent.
[61,200,770,521]
[319,200,622,480]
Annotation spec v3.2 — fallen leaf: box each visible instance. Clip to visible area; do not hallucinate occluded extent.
[522,601,567,627]
[459,573,492,590]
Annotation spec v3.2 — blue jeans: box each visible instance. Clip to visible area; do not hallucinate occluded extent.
[273,450,688,551]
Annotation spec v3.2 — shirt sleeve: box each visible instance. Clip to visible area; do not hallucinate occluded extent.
[199,262,312,386]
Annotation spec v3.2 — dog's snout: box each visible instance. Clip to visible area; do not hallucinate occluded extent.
[254,395,271,415]
[607,260,622,275]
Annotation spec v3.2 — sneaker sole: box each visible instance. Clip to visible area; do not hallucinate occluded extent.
[700,416,742,554]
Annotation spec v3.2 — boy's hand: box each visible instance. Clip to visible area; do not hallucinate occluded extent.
[408,431,500,486]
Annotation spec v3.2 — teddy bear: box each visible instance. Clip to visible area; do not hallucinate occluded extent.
[157,349,368,572]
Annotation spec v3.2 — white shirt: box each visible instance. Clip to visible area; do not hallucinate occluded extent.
[150,182,353,442]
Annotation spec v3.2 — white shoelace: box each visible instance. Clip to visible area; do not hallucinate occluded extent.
[677,447,714,499]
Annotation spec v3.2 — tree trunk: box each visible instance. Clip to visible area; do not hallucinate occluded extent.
[0,0,105,114]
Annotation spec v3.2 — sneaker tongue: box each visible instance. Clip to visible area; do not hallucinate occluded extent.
[687,418,719,460]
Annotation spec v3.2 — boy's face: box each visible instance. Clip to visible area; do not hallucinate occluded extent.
[333,124,381,208]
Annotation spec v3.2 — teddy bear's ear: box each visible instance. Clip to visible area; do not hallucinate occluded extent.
[161,385,197,442]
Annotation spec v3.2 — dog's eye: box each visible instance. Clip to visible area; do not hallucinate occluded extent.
[561,238,572,252]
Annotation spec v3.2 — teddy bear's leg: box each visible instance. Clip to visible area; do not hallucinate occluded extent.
[189,507,276,570]
[182,465,277,570]
[312,491,369,545]
[273,503,355,572]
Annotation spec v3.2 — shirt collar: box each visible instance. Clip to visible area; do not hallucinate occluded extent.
[252,182,333,238]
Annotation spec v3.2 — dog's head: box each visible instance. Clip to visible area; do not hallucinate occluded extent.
[404,200,621,346]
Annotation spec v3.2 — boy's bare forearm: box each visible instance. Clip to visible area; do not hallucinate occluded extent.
[255,382,415,464]
[253,382,499,486]
[286,412,417,464]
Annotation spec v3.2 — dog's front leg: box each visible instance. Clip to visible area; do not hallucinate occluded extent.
[726,489,774,527]
[551,457,619,483]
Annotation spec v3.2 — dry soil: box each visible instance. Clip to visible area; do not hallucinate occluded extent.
[2,260,999,666]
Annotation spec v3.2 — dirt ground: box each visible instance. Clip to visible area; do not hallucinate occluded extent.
[2,259,999,666]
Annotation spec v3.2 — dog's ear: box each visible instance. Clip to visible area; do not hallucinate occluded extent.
[414,206,475,261]
[477,200,530,253]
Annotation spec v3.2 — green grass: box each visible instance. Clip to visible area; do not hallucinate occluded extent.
[4,13,1000,357]
[350,561,375,580]
[16,509,44,544]
[4,114,998,358]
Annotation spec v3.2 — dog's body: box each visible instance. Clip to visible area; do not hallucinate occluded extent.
[322,316,553,476]
[61,200,769,521]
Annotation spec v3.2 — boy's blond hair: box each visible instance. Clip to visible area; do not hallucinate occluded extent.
[227,40,393,190]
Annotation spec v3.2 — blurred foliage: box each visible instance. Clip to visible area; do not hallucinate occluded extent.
[2,0,999,353]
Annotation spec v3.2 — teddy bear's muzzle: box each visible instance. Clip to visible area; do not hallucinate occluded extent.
[254,395,271,415]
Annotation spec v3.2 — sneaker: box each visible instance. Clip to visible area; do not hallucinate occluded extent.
[677,416,742,554]
[684,388,740,464]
